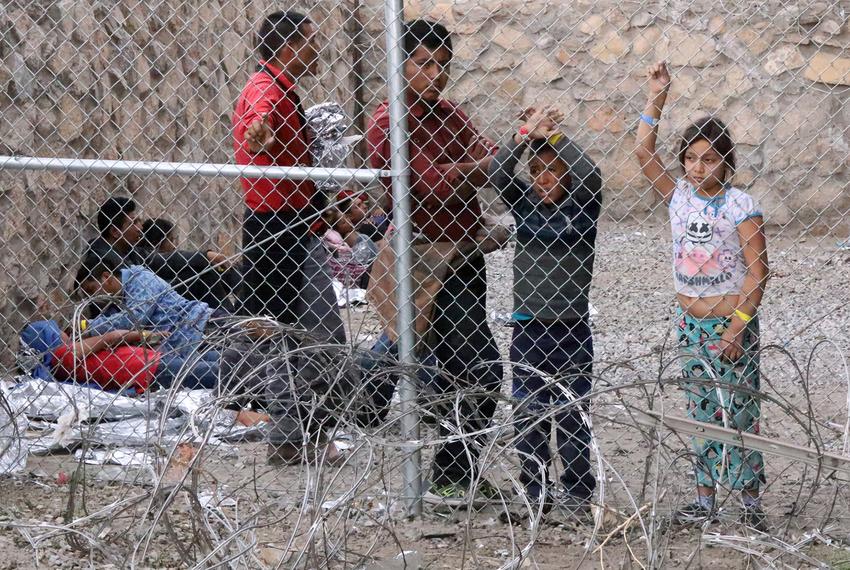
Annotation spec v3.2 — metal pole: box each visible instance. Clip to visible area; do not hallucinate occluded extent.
[0,156,387,183]
[385,0,421,515]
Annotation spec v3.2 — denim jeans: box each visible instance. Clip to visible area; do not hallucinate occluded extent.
[155,349,221,390]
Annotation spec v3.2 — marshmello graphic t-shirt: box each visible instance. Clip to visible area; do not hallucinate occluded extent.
[669,179,762,298]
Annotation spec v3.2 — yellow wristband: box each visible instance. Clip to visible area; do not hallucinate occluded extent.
[734,309,753,323]
[79,319,87,332]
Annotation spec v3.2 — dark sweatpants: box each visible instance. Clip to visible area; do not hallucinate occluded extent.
[359,254,503,487]
[427,254,503,486]
[241,211,348,445]
[510,318,595,500]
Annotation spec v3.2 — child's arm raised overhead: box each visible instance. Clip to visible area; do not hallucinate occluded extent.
[488,107,562,207]
[635,62,677,203]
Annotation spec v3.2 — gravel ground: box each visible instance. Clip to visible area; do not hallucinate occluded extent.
[2,218,850,568]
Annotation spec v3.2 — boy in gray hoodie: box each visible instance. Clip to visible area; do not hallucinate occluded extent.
[488,107,602,517]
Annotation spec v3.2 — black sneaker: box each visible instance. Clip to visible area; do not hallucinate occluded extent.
[741,505,767,531]
[267,443,305,466]
[672,501,715,525]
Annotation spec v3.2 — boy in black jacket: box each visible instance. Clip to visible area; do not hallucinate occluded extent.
[489,107,602,518]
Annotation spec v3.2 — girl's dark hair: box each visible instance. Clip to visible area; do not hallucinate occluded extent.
[678,117,736,179]
[141,218,175,250]
[256,11,311,61]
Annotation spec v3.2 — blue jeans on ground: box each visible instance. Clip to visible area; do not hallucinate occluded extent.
[510,318,595,500]
[155,349,221,390]
[357,332,438,426]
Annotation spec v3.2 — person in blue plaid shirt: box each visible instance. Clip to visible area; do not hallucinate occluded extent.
[74,254,349,465]
[74,253,215,359]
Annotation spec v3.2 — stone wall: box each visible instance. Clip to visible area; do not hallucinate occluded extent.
[1,0,849,364]
[0,0,362,363]
[359,0,850,222]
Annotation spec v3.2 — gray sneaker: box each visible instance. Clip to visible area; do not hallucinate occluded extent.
[498,493,553,524]
[672,501,716,526]
[550,494,594,525]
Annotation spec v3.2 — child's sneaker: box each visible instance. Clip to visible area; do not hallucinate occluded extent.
[549,494,594,526]
[671,501,715,525]
[423,482,471,508]
[498,493,553,524]
[424,480,502,511]
[740,505,767,531]
[474,480,503,502]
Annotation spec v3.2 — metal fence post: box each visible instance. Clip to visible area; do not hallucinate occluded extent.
[384,0,422,516]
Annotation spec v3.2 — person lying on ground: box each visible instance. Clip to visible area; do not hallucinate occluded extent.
[21,319,215,393]
[74,253,224,358]
[74,254,348,461]
[19,319,270,428]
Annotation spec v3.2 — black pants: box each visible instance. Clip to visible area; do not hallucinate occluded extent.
[358,254,503,486]
[240,210,348,444]
[427,254,503,487]
[510,319,595,499]
[240,210,307,323]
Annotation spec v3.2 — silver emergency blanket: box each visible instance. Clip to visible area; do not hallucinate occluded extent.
[3,377,266,458]
[305,102,362,193]
[4,376,150,422]
[0,392,28,474]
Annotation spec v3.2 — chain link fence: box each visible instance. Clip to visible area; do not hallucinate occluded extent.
[1,0,850,567]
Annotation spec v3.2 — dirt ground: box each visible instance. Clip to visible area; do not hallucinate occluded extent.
[2,218,850,568]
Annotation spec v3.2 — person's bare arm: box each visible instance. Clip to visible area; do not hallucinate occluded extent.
[66,330,141,359]
[635,61,677,203]
[719,217,769,362]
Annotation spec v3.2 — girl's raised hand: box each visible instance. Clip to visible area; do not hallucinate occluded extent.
[546,107,565,125]
[647,62,671,96]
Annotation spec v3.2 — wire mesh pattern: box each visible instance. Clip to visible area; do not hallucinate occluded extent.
[1,0,850,568]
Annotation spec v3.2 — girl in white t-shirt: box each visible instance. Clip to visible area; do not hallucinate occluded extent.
[635,62,770,530]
